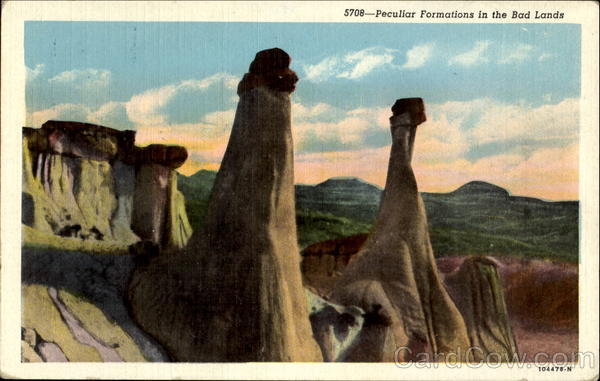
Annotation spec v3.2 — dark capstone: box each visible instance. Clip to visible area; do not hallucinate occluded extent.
[41,120,133,138]
[166,146,188,168]
[391,98,427,125]
[249,48,291,74]
[25,120,137,161]
[238,48,299,94]
[135,144,188,169]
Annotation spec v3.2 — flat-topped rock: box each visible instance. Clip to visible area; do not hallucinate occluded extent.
[134,144,188,169]
[22,120,192,249]
[23,122,187,168]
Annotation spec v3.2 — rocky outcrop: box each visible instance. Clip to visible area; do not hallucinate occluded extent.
[301,234,368,297]
[21,281,163,362]
[444,257,518,361]
[22,248,169,362]
[330,98,470,361]
[128,48,323,362]
[306,289,364,362]
[338,303,397,362]
[21,327,68,362]
[22,121,192,250]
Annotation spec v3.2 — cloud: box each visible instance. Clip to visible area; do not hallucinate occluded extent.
[469,98,579,145]
[48,68,111,89]
[125,85,179,125]
[289,96,578,161]
[291,104,390,153]
[125,72,238,126]
[291,97,579,200]
[303,47,398,82]
[24,80,578,201]
[538,53,553,62]
[25,101,134,130]
[337,47,397,79]
[295,146,392,187]
[305,42,434,79]
[88,102,134,130]
[402,43,435,69]
[499,43,534,64]
[294,135,579,200]
[412,143,578,200]
[294,139,578,201]
[303,56,340,83]
[135,122,232,176]
[134,106,238,175]
[294,117,371,152]
[449,41,491,67]
[26,103,92,128]
[201,109,237,136]
[292,102,335,121]
[416,105,470,163]
[26,64,45,82]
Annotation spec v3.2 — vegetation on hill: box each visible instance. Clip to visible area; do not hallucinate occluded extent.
[296,209,372,248]
[177,170,579,262]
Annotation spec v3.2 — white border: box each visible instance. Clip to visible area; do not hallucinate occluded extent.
[1,1,598,380]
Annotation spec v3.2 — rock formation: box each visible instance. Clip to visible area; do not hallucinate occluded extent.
[301,234,369,297]
[443,256,518,362]
[21,281,160,362]
[128,48,323,362]
[21,327,68,362]
[22,121,192,250]
[306,289,364,362]
[330,98,470,361]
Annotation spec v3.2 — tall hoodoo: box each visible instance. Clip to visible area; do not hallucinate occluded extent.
[128,48,322,362]
[331,98,470,361]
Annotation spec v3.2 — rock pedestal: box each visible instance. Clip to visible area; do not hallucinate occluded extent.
[444,257,519,361]
[331,98,470,361]
[128,48,322,362]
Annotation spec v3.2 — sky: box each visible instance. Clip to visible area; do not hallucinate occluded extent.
[24,22,581,200]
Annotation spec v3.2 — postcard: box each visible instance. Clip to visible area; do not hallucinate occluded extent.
[1,1,598,380]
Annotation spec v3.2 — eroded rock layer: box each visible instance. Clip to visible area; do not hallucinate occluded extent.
[22,121,192,250]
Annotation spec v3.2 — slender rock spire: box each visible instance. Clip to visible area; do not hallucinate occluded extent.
[331,98,470,361]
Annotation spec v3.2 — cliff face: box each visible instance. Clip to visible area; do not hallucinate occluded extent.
[22,121,192,250]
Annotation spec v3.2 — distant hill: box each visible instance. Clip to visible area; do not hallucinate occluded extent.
[421,182,578,261]
[177,169,217,201]
[177,170,579,261]
[296,177,382,223]
[176,170,217,230]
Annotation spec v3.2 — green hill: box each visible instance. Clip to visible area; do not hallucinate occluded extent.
[177,170,579,261]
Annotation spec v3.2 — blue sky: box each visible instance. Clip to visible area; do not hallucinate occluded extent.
[25,22,581,200]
